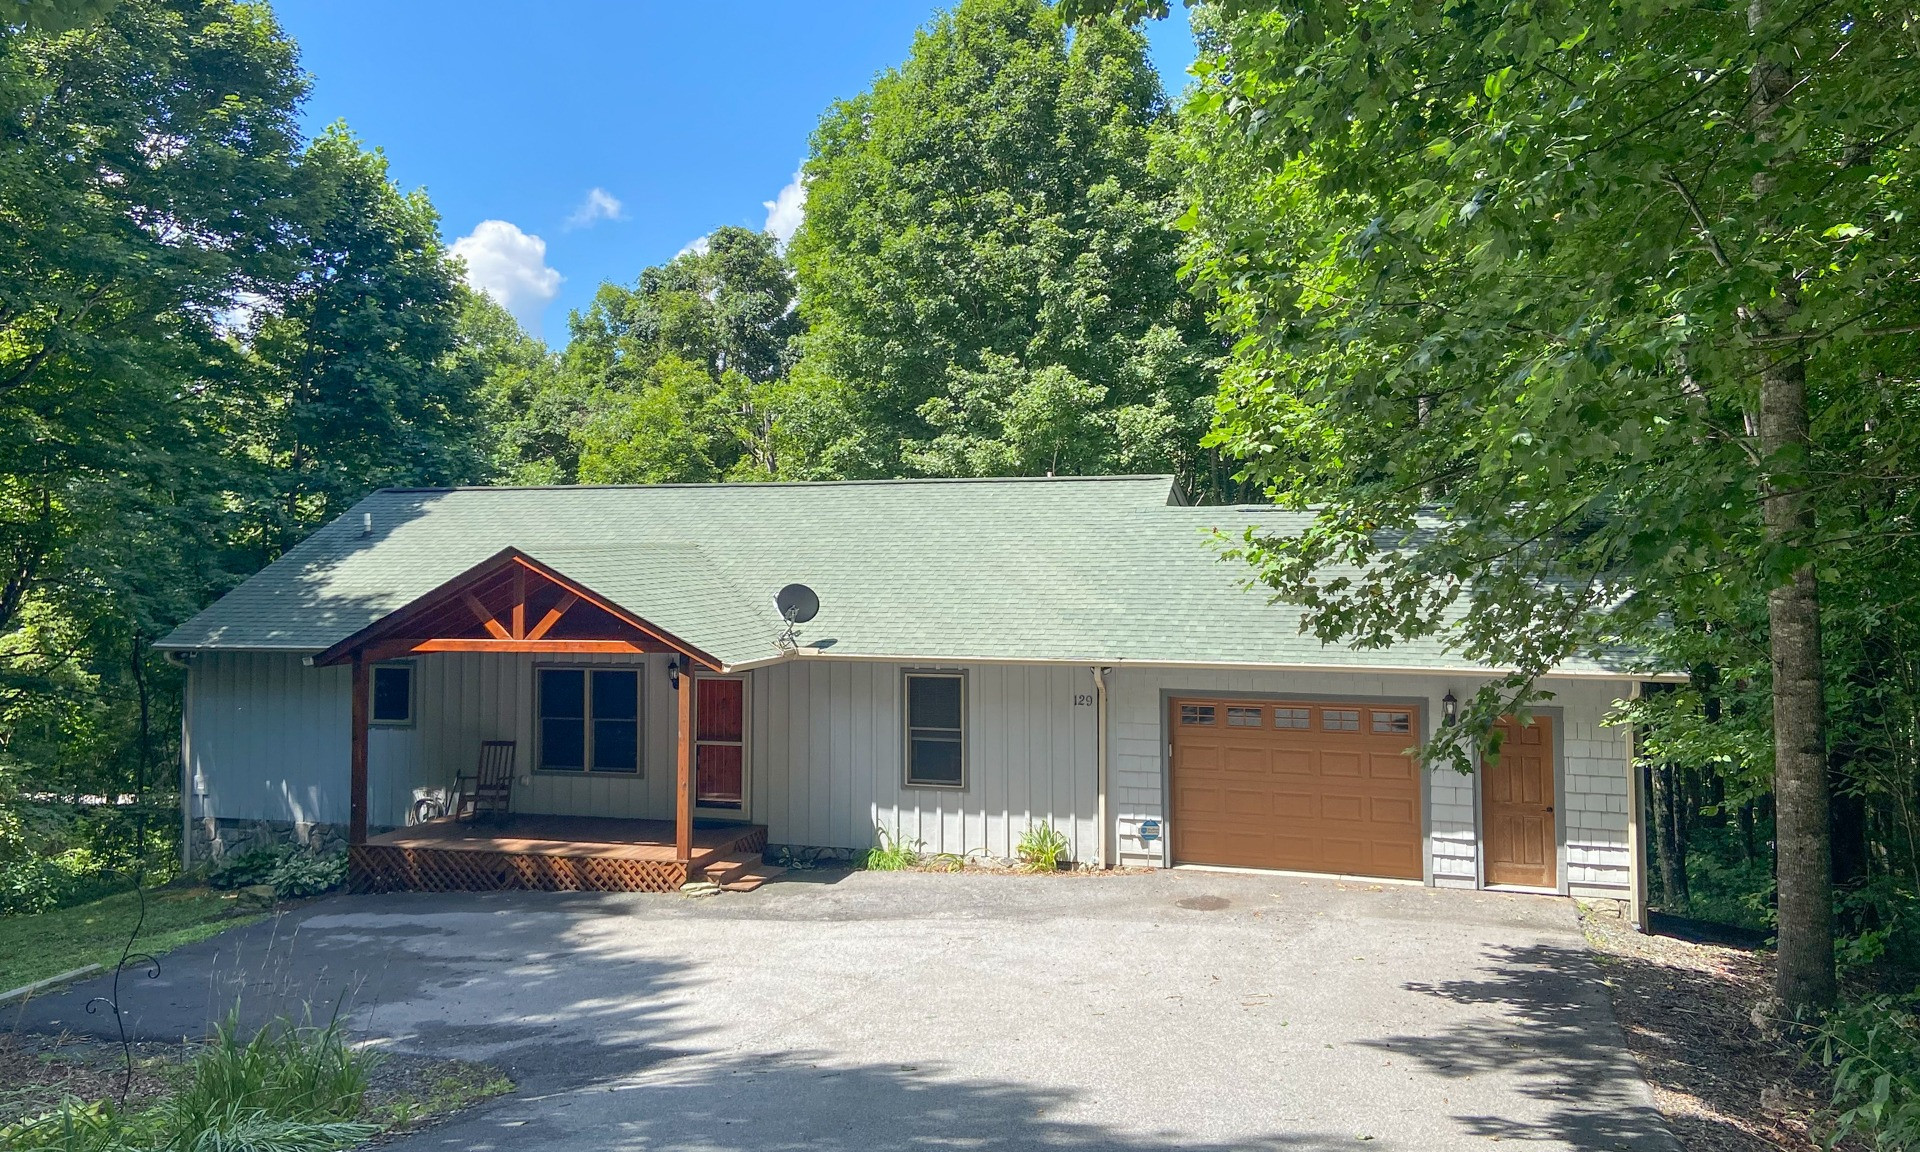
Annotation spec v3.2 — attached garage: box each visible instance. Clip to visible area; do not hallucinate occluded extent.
[1169,697,1424,880]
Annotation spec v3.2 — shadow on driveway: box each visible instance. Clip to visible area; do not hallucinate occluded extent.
[6,874,1678,1152]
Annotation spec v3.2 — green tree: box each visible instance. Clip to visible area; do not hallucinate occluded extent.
[241,124,487,556]
[789,0,1222,490]
[501,226,809,484]
[1165,0,1918,1010]
[0,0,306,875]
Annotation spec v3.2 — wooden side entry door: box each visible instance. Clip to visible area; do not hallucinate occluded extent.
[695,677,745,810]
[1482,715,1556,887]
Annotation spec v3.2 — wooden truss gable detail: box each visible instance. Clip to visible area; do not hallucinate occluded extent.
[311,549,720,670]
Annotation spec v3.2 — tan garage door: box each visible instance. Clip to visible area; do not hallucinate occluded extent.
[1169,698,1423,879]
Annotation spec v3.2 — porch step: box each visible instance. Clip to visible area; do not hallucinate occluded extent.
[700,852,764,884]
[716,863,785,892]
[699,852,784,892]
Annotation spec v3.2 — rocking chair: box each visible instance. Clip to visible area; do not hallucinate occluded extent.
[453,741,516,823]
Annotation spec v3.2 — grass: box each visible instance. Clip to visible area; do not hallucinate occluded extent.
[0,886,256,992]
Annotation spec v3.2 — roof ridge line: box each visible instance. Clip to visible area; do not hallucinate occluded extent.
[370,475,1177,494]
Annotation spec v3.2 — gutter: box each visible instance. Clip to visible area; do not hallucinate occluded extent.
[156,641,1684,683]
[726,648,1679,682]
[179,658,193,872]
[1093,665,1111,869]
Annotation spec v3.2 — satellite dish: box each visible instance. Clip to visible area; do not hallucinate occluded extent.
[775,583,820,625]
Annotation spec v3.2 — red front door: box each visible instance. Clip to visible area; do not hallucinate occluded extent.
[695,677,745,809]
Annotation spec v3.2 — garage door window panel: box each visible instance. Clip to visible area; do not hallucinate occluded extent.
[1323,709,1360,732]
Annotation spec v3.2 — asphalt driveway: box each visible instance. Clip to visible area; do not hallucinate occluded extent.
[8,869,1673,1151]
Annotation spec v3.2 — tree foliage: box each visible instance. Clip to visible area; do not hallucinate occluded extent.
[490,226,823,485]
[788,0,1224,491]
[1174,0,1918,1007]
[0,0,497,883]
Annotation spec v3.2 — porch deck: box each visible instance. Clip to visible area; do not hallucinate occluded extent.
[349,815,768,894]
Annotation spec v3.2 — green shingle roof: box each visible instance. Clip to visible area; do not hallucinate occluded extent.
[157,476,1642,677]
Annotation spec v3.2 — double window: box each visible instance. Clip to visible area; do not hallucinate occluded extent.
[904,672,965,789]
[538,667,640,773]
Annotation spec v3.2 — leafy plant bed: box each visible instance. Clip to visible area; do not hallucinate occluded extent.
[1580,905,1867,1151]
[0,1031,511,1146]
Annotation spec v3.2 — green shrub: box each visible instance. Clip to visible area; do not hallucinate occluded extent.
[207,849,346,900]
[0,850,116,917]
[1815,991,1920,1150]
[263,854,346,901]
[860,825,920,871]
[1015,822,1070,873]
[206,849,283,892]
[1,1097,125,1152]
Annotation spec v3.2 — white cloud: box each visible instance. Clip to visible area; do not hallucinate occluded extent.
[449,220,561,333]
[762,167,806,244]
[566,187,624,229]
[676,235,711,259]
[213,289,276,341]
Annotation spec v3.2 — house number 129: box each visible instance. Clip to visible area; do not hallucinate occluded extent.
[1073,694,1095,706]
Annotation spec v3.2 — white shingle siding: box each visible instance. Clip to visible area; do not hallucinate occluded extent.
[1105,667,1639,896]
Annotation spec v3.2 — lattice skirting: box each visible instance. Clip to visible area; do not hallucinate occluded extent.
[350,845,689,894]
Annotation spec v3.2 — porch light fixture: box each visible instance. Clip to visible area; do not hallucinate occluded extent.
[666,656,680,689]
[1442,691,1458,726]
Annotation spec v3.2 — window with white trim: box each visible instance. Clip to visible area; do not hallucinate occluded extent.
[904,672,965,788]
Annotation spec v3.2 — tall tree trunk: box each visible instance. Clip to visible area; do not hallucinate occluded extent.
[131,627,151,805]
[1651,762,1689,908]
[1750,0,1835,1013]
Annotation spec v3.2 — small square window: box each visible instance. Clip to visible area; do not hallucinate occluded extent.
[370,664,412,726]
[1226,706,1263,727]
[1323,708,1360,732]
[1372,710,1413,734]
[1179,705,1216,726]
[1274,707,1310,729]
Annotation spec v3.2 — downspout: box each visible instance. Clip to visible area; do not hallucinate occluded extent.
[1626,681,1648,931]
[171,651,194,872]
[1093,666,1111,869]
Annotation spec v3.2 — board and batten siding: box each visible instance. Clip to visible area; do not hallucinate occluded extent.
[1104,666,1636,897]
[184,651,678,832]
[184,651,1631,895]
[746,660,1098,862]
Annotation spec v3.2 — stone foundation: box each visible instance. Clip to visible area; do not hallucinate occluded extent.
[187,816,351,868]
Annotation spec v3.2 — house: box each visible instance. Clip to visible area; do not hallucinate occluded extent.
[158,475,1653,905]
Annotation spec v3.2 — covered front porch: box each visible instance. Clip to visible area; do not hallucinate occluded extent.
[313,547,758,893]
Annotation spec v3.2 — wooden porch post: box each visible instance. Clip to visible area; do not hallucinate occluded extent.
[350,652,369,846]
[675,663,694,865]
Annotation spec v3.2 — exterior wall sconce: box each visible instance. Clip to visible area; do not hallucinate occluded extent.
[666,657,680,689]
[1442,691,1458,726]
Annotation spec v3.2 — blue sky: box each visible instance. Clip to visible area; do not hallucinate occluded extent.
[271,2,1199,344]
